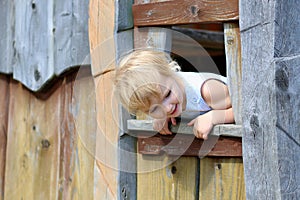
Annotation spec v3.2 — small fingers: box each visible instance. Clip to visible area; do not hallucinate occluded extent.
[193,130,208,140]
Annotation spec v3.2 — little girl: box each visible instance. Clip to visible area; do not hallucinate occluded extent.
[114,50,234,140]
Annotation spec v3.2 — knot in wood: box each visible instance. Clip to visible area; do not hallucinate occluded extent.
[227,36,235,45]
[31,2,36,10]
[250,115,260,133]
[275,68,289,91]
[34,69,41,82]
[41,139,51,149]
[190,5,200,17]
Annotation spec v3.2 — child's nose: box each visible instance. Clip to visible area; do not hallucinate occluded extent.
[162,102,173,114]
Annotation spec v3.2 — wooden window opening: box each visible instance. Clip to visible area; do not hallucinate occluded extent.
[128,0,242,157]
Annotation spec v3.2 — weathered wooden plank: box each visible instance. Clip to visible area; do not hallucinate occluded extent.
[224,23,242,124]
[0,0,90,91]
[138,134,242,157]
[58,68,96,199]
[53,0,90,75]
[275,57,300,200]
[0,75,9,200]
[89,0,137,198]
[274,1,300,58]
[199,158,245,199]
[89,0,117,199]
[13,0,52,91]
[94,72,119,199]
[117,0,134,31]
[240,0,300,199]
[0,1,14,74]
[137,155,199,199]
[128,119,243,137]
[119,135,137,200]
[4,80,60,199]
[133,0,239,26]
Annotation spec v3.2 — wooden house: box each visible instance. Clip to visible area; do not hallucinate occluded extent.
[0,0,299,199]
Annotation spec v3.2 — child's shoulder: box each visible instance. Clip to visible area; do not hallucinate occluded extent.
[177,72,227,83]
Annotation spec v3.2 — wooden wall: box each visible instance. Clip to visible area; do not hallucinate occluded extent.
[88,0,245,199]
[0,0,90,91]
[240,0,300,199]
[0,68,96,200]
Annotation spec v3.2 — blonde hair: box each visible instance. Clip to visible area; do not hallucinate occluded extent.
[114,50,181,115]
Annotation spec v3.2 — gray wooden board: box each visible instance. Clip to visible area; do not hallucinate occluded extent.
[275,57,300,200]
[115,5,136,200]
[118,135,137,200]
[127,119,242,137]
[0,0,90,91]
[116,0,134,31]
[0,0,14,74]
[274,1,300,58]
[240,0,300,199]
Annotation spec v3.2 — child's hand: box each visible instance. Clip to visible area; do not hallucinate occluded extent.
[153,118,176,135]
[187,113,213,140]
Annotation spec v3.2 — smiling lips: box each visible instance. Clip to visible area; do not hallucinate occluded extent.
[170,104,177,115]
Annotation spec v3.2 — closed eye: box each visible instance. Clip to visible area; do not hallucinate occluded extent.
[149,105,158,114]
[165,90,171,98]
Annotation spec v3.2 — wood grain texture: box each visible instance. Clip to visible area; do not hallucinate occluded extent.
[89,1,118,198]
[275,58,300,199]
[58,69,96,199]
[133,0,238,26]
[4,80,61,200]
[3,69,96,199]
[224,23,242,124]
[199,158,245,199]
[94,71,119,199]
[137,155,199,200]
[128,119,243,137]
[89,0,137,198]
[137,134,242,157]
[0,75,9,200]
[0,0,90,91]
[240,0,300,199]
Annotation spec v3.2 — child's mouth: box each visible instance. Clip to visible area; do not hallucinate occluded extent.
[170,104,177,115]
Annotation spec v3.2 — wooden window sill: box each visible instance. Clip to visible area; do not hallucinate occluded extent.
[127,119,242,157]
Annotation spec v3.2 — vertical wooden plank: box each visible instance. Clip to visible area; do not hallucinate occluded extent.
[0,75,9,200]
[58,69,96,200]
[138,155,199,200]
[224,23,242,125]
[4,81,60,199]
[13,0,53,91]
[89,0,118,198]
[0,0,90,91]
[53,0,90,74]
[94,72,119,199]
[240,0,300,199]
[89,0,137,199]
[199,158,245,200]
[0,1,14,74]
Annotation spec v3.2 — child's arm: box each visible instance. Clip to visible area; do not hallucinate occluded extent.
[188,79,235,139]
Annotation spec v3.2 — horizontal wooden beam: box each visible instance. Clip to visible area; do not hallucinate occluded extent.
[128,120,242,157]
[138,134,242,157]
[127,119,242,137]
[132,0,238,26]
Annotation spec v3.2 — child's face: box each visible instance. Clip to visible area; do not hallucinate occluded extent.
[147,74,186,119]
